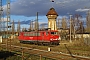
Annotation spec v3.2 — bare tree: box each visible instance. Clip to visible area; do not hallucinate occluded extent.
[86,10,90,33]
[71,17,75,34]
[77,21,85,33]
[17,20,20,33]
[12,20,15,35]
[74,14,82,33]
[57,18,61,29]
[61,17,67,29]
[29,20,32,31]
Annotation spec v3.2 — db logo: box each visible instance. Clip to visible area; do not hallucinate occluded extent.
[29,37,33,39]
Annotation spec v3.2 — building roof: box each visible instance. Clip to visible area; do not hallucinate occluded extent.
[46,7,58,16]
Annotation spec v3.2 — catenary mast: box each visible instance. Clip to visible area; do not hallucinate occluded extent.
[6,0,11,51]
[0,0,3,35]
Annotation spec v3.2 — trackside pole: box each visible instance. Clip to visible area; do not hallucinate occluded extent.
[0,36,2,43]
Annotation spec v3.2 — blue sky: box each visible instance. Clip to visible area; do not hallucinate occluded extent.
[2,0,90,30]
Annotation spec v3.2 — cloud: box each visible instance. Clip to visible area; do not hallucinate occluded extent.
[39,22,48,26]
[76,8,90,12]
[3,0,90,17]
[13,19,48,28]
[14,20,31,25]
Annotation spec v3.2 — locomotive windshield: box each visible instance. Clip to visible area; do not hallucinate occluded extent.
[51,32,57,35]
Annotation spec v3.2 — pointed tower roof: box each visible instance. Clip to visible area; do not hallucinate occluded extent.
[46,7,58,16]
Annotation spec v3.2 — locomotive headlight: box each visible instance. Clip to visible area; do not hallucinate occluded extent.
[50,39,53,40]
[50,38,58,40]
[55,39,58,40]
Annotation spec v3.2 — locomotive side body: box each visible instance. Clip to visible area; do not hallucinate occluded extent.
[18,30,60,45]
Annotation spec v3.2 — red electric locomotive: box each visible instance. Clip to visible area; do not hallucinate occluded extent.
[18,30,60,45]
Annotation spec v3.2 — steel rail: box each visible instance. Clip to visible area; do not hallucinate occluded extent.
[1,43,90,60]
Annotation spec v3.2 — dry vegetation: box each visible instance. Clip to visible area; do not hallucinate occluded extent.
[17,39,90,57]
[51,40,90,57]
[1,38,90,58]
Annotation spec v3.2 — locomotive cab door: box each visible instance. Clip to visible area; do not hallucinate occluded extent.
[42,32,44,42]
[45,31,49,42]
[41,32,49,43]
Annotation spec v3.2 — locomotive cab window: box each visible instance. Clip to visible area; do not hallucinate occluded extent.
[51,32,57,35]
[46,32,49,36]
[42,32,44,36]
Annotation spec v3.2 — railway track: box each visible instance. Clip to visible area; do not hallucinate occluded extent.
[1,43,90,60]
